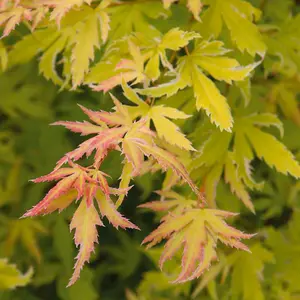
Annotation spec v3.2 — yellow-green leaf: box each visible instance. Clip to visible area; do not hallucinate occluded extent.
[0,259,33,290]
[192,67,233,131]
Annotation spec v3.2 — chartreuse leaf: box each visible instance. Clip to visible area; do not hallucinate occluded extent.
[108,1,167,39]
[0,259,33,290]
[192,112,299,211]
[116,162,134,208]
[5,218,47,263]
[227,244,274,300]
[54,216,75,271]
[263,15,300,76]
[224,152,254,213]
[0,159,22,208]
[70,1,112,87]
[191,255,227,298]
[0,63,55,119]
[192,244,274,300]
[268,81,300,126]
[0,41,8,72]
[143,28,200,81]
[238,114,300,178]
[8,4,111,88]
[195,0,266,56]
[0,0,95,35]
[122,82,194,150]
[191,65,233,131]
[139,39,258,131]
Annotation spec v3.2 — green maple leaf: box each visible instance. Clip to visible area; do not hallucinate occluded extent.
[192,113,300,212]
[194,0,266,56]
[138,39,257,132]
[0,259,33,290]
[227,244,274,300]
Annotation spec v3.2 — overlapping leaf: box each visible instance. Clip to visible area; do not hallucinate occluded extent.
[24,87,200,285]
[194,0,266,56]
[0,259,33,290]
[163,0,203,20]
[138,40,258,131]
[142,200,254,283]
[192,113,300,211]
[8,3,111,87]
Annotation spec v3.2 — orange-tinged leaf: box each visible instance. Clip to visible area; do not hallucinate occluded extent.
[174,220,206,282]
[55,127,127,168]
[92,71,139,93]
[134,141,199,197]
[142,211,197,248]
[95,171,110,196]
[96,191,139,230]
[139,200,182,212]
[43,189,77,214]
[78,104,108,127]
[52,121,103,136]
[68,200,103,286]
[206,213,254,240]
[142,207,254,283]
[122,137,144,175]
[31,168,77,183]
[159,230,185,269]
[23,173,79,217]
[186,235,217,281]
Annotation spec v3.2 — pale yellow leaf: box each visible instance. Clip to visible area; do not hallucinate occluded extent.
[192,67,233,132]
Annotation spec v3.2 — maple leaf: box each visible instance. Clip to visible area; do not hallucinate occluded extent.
[23,88,200,285]
[23,162,92,217]
[68,199,103,286]
[0,1,51,36]
[163,0,203,21]
[5,218,47,263]
[263,15,300,76]
[91,41,146,92]
[52,101,129,169]
[67,186,138,286]
[234,113,300,178]
[42,0,94,24]
[138,40,258,132]
[142,204,254,283]
[192,112,300,211]
[122,81,195,151]
[108,1,166,39]
[53,89,199,198]
[192,243,274,299]
[0,6,32,37]
[266,80,300,126]
[89,28,199,91]
[0,40,8,71]
[23,162,139,285]
[226,244,274,300]
[194,0,266,56]
[0,259,33,290]
[143,28,200,81]
[7,3,111,87]
[138,190,198,215]
[69,1,111,87]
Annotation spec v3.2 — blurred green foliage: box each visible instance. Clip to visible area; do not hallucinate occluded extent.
[0,0,300,299]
